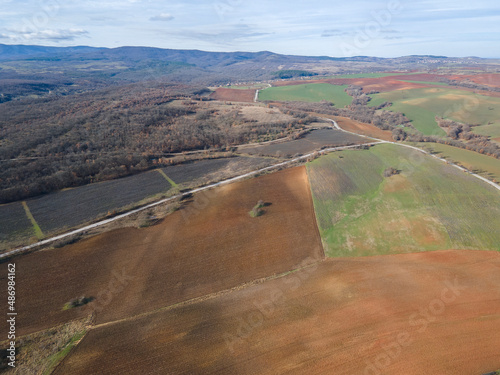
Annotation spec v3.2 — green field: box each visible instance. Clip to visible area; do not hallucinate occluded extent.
[307,143,500,257]
[415,142,500,181]
[400,80,448,86]
[472,124,500,139]
[369,87,500,137]
[258,83,352,107]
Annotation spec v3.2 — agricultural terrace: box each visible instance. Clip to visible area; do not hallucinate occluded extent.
[369,87,500,137]
[307,143,500,257]
[0,167,323,337]
[416,142,500,181]
[258,83,353,108]
[55,250,500,375]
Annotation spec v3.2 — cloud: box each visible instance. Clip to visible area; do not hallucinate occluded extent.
[159,24,272,46]
[150,13,174,21]
[321,29,350,37]
[0,28,89,42]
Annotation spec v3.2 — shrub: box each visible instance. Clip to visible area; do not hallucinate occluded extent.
[249,200,265,217]
[383,167,399,178]
[63,296,93,310]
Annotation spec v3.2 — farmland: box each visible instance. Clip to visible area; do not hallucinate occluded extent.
[239,128,368,157]
[322,115,394,141]
[307,143,500,256]
[416,142,500,181]
[0,156,272,251]
[0,202,33,245]
[160,156,271,185]
[54,250,500,375]
[0,167,323,337]
[27,169,172,234]
[258,83,353,107]
[368,87,500,136]
[210,87,256,102]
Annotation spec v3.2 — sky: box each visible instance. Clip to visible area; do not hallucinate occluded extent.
[0,0,499,58]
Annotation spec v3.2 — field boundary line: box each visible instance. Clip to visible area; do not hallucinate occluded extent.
[22,201,44,240]
[155,168,178,188]
[1,141,380,258]
[90,259,326,331]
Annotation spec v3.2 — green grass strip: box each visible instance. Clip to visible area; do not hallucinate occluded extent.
[156,169,178,188]
[22,201,44,239]
[400,80,448,86]
[42,330,87,375]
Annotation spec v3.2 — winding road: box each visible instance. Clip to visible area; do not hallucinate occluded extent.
[2,118,498,259]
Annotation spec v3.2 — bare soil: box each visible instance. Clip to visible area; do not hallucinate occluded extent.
[55,250,500,375]
[210,88,256,102]
[329,115,394,141]
[0,167,323,337]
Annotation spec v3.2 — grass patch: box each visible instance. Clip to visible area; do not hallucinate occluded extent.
[42,330,87,375]
[259,83,352,108]
[307,143,500,256]
[156,168,178,188]
[21,201,44,240]
[472,123,500,138]
[369,87,500,136]
[0,317,91,374]
[400,80,448,86]
[415,142,500,181]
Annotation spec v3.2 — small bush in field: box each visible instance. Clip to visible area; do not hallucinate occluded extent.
[249,200,265,217]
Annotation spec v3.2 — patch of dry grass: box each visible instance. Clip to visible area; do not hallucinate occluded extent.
[0,316,92,374]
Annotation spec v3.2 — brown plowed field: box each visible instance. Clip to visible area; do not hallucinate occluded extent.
[317,114,394,141]
[56,250,500,375]
[0,167,323,337]
[210,88,256,102]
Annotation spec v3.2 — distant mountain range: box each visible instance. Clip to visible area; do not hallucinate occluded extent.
[0,43,490,64]
[0,43,498,101]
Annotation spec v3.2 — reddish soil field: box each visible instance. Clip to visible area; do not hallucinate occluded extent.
[56,250,500,375]
[452,74,500,88]
[0,167,323,337]
[389,73,447,82]
[318,114,394,141]
[210,88,256,102]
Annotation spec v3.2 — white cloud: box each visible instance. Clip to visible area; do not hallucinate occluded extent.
[0,28,89,42]
[150,13,174,22]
